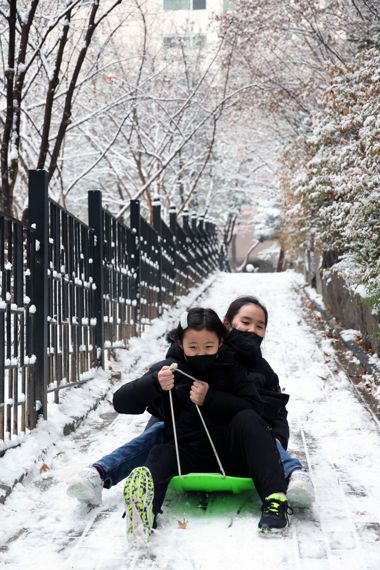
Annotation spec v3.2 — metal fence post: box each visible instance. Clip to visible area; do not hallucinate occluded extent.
[169,206,177,234]
[130,200,141,335]
[28,170,49,420]
[88,191,104,368]
[182,209,189,234]
[191,213,198,235]
[152,198,162,316]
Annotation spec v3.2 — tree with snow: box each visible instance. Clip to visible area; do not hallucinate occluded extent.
[283,47,380,308]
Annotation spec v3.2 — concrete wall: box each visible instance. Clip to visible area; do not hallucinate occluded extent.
[321,269,380,354]
[304,250,380,355]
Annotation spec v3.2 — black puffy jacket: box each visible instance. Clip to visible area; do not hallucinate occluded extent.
[224,330,290,448]
[113,344,263,441]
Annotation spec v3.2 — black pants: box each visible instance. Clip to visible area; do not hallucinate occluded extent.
[144,409,287,514]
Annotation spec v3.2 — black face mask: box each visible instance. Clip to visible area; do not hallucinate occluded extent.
[185,354,218,377]
[227,329,263,357]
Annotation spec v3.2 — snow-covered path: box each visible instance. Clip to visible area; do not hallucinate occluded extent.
[1,272,379,570]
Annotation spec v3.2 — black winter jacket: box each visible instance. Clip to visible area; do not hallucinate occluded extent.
[113,344,263,441]
[224,330,290,448]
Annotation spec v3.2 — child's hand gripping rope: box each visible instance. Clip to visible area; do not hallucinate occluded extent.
[157,365,175,391]
[167,362,208,405]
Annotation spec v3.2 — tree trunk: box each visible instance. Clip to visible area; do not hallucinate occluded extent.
[230,234,237,271]
[276,246,286,272]
[0,0,16,217]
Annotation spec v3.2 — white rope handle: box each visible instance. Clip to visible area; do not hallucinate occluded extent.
[194,404,226,477]
[168,389,182,477]
[168,363,183,478]
[169,363,226,478]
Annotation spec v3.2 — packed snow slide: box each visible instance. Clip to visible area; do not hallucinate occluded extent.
[1,273,379,570]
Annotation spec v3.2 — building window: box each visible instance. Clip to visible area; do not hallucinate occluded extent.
[164,0,206,10]
[163,35,207,48]
[164,0,189,9]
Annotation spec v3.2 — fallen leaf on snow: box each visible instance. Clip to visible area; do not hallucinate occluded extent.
[40,463,50,473]
[177,519,188,529]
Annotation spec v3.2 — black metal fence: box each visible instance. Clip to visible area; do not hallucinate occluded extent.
[0,210,36,452]
[0,170,228,452]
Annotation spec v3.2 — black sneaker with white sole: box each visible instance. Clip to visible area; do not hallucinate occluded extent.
[258,493,292,536]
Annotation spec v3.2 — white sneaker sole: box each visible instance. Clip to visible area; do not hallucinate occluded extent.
[66,478,101,505]
[287,482,315,508]
[124,467,154,540]
[258,523,289,538]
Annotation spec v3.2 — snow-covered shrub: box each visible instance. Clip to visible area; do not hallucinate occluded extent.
[283,48,380,308]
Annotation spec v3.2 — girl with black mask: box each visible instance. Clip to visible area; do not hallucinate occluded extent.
[223,296,315,510]
[118,308,290,538]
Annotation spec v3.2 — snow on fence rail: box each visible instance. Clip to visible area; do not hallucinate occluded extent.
[0,208,36,452]
[0,170,228,453]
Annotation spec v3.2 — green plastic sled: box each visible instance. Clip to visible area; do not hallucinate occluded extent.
[169,473,254,494]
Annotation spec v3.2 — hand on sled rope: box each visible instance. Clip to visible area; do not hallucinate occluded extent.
[157,365,175,391]
[190,380,209,406]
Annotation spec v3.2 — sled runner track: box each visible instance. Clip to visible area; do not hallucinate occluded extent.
[64,507,117,564]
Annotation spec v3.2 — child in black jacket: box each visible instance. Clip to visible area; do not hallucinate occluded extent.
[223,295,315,508]
[117,308,290,538]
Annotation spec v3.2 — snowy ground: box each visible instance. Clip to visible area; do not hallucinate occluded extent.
[1,272,380,570]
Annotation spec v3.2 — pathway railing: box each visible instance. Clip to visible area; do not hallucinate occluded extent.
[0,169,227,452]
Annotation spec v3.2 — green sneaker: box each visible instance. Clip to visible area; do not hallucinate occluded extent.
[124,466,154,539]
[258,493,291,536]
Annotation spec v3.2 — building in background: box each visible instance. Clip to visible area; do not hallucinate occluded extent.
[160,1,234,50]
[120,1,235,59]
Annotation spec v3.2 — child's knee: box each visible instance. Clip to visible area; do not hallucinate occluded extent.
[231,408,261,428]
[147,443,177,466]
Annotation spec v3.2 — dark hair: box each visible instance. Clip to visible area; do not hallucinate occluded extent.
[170,307,227,343]
[224,296,268,327]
